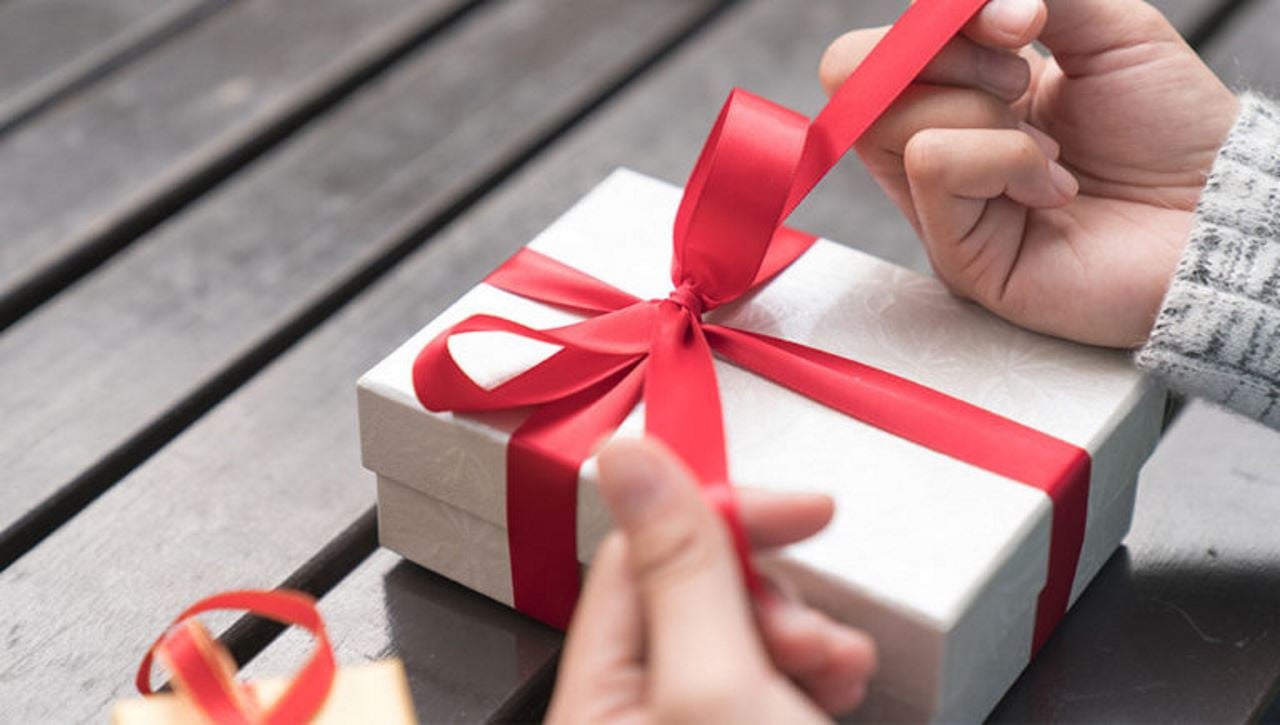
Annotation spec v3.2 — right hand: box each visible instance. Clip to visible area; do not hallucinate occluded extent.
[820,0,1239,348]
[547,439,876,724]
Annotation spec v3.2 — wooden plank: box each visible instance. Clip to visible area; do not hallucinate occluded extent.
[246,0,1242,718]
[0,0,471,327]
[0,0,710,562]
[1200,0,1280,94]
[0,1,721,721]
[0,0,226,135]
[991,403,1280,722]
[242,550,561,723]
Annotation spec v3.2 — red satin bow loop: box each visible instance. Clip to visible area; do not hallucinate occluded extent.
[412,0,1089,655]
[136,590,336,725]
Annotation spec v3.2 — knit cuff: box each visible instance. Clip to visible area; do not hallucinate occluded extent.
[1136,93,1280,428]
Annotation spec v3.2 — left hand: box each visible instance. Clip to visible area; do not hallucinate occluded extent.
[546,439,876,723]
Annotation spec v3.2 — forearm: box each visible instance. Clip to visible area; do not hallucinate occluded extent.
[1137,93,1280,428]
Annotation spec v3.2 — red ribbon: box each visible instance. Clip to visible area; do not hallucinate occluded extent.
[136,590,336,724]
[413,0,1090,654]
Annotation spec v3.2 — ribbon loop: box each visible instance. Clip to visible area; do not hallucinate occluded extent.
[136,590,336,725]
[672,89,809,308]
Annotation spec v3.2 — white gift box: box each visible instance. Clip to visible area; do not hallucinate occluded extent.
[357,169,1164,722]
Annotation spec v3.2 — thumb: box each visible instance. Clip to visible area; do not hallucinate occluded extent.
[1039,0,1183,69]
[596,438,769,684]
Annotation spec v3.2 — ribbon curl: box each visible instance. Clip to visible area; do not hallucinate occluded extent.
[413,0,1088,655]
[136,590,336,724]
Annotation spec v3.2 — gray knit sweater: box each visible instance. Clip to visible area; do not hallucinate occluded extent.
[1137,93,1280,429]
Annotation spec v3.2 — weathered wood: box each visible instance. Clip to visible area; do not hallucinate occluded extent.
[0,0,470,327]
[241,550,561,723]
[1200,0,1280,94]
[0,0,721,563]
[0,0,720,720]
[0,0,226,135]
[991,403,1280,722]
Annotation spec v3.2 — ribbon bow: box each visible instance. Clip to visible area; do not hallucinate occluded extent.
[136,590,336,724]
[413,0,1090,655]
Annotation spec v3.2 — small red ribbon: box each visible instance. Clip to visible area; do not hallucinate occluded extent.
[136,590,336,724]
[413,0,1089,654]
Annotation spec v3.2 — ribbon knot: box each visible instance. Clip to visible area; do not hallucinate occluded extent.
[664,282,706,319]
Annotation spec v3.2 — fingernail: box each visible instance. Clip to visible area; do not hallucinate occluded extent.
[979,53,1030,100]
[981,0,1040,39]
[1049,160,1079,199]
[1019,121,1060,159]
[757,572,802,608]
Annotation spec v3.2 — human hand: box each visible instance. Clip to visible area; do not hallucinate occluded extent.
[820,0,1239,347]
[546,439,876,724]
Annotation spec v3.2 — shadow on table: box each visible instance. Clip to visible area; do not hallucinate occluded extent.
[992,546,1280,723]
[381,560,561,722]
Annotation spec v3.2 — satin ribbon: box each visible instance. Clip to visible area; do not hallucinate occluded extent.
[136,590,336,724]
[413,0,1090,654]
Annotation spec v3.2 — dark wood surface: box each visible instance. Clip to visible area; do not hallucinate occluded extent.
[0,0,226,135]
[991,403,1280,723]
[0,0,469,327]
[0,0,1276,722]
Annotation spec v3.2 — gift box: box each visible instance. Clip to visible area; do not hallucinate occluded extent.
[115,590,417,724]
[358,167,1164,722]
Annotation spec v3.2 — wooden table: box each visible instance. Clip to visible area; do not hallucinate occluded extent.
[2,1,1277,722]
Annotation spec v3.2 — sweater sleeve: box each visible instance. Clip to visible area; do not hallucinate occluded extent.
[1136,93,1280,429]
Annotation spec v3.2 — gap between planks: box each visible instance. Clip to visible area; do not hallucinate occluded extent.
[0,0,737,574]
[0,0,489,333]
[0,0,233,138]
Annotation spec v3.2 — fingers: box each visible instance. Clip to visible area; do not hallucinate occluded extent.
[854,84,1018,229]
[821,28,1032,102]
[756,585,877,716]
[547,534,642,721]
[596,439,769,684]
[964,0,1047,48]
[904,126,1076,302]
[738,488,834,549]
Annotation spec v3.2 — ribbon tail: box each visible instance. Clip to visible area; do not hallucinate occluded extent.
[783,0,989,216]
[705,324,1089,647]
[508,361,647,628]
[645,305,757,591]
[486,248,642,314]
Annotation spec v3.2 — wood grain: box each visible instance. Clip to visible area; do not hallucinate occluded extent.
[0,0,721,562]
[0,0,226,135]
[0,0,718,720]
[1201,0,1280,95]
[0,0,469,327]
[241,550,561,723]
